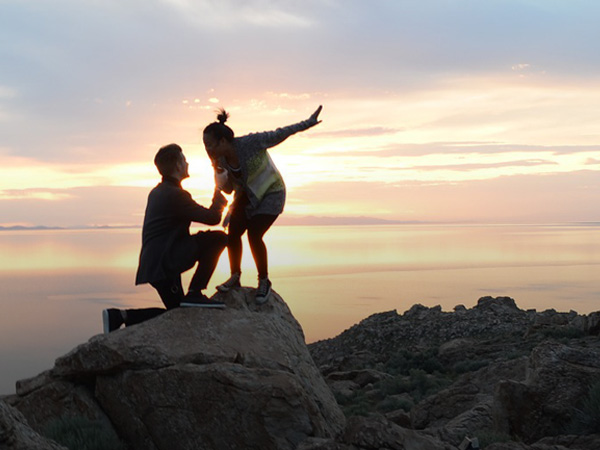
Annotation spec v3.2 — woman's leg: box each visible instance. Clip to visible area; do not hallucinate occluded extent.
[226,204,248,275]
[247,214,278,279]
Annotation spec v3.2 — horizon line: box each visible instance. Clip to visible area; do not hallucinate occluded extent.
[1,217,599,231]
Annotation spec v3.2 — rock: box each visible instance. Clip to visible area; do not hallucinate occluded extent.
[438,400,494,447]
[341,415,456,450]
[531,434,600,449]
[494,341,600,443]
[0,399,67,450]
[296,437,352,450]
[385,408,413,428]
[475,296,519,312]
[486,434,600,449]
[11,288,345,450]
[309,296,536,374]
[326,368,393,387]
[8,377,112,434]
[327,379,359,400]
[411,358,527,430]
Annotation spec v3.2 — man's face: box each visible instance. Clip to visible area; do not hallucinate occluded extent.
[175,153,189,179]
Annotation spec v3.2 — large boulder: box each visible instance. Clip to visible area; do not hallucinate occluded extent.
[10,288,345,450]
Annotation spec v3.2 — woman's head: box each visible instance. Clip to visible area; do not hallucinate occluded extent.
[203,108,234,160]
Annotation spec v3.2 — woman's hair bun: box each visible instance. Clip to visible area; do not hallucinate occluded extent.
[216,108,229,124]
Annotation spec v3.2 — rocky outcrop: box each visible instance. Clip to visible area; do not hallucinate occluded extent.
[8,288,345,450]
[6,293,600,450]
[309,296,600,450]
[309,296,597,373]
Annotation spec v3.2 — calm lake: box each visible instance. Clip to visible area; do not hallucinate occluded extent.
[1,223,599,394]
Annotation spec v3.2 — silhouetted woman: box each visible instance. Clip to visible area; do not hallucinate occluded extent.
[203,105,322,303]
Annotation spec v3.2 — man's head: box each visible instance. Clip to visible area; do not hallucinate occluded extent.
[154,143,189,180]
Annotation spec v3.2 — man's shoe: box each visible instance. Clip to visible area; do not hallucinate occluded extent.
[102,308,124,334]
[255,278,272,305]
[181,292,226,308]
[216,273,241,293]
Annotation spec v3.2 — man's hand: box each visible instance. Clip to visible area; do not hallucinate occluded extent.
[308,105,323,126]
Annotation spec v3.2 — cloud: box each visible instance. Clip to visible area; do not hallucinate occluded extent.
[0,189,74,201]
[289,169,600,223]
[0,186,148,228]
[313,127,402,139]
[398,159,557,172]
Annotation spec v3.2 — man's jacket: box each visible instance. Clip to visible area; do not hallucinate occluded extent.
[135,177,227,284]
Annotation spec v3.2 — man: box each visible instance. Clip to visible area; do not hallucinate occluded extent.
[102,143,229,333]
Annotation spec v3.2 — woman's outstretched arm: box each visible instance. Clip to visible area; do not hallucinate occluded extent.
[249,105,323,150]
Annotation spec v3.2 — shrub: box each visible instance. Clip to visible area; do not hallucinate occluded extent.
[384,348,445,375]
[541,327,585,340]
[473,429,511,448]
[376,395,413,413]
[453,359,490,374]
[570,379,600,434]
[340,392,370,417]
[43,416,127,450]
[378,369,451,402]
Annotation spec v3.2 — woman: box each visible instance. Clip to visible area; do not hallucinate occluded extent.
[203,105,322,304]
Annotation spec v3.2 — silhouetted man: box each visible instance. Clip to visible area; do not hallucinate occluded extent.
[102,143,228,333]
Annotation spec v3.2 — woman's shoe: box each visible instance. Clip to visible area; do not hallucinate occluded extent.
[216,273,241,292]
[255,277,272,305]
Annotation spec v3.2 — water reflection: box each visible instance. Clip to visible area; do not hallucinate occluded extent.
[0,224,598,394]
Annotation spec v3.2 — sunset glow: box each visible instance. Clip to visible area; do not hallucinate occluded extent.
[1,1,599,226]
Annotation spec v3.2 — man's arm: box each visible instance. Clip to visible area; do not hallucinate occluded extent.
[176,189,227,226]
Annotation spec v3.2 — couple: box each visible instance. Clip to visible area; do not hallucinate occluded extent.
[102,105,323,333]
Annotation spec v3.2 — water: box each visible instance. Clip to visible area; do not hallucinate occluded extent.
[0,224,599,394]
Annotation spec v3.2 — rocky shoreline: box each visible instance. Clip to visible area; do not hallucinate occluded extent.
[2,293,600,449]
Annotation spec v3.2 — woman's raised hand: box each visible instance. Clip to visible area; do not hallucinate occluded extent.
[308,105,323,125]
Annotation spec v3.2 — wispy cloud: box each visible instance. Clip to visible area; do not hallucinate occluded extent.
[398,159,557,172]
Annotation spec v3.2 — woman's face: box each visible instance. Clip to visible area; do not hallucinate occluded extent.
[203,132,225,160]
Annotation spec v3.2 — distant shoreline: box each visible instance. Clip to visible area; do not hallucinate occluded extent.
[0,219,599,231]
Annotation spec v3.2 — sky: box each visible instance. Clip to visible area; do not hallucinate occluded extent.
[1,0,600,227]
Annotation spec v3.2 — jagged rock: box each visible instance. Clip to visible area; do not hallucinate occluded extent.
[0,399,67,450]
[494,341,600,444]
[340,415,456,450]
[326,369,393,387]
[297,436,352,450]
[327,379,359,400]
[309,297,600,447]
[8,375,112,434]
[309,297,536,374]
[474,296,520,312]
[486,434,600,449]
[437,400,494,446]
[385,408,413,428]
[411,358,527,430]
[10,289,345,450]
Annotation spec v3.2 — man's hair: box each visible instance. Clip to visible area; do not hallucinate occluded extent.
[154,143,183,176]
